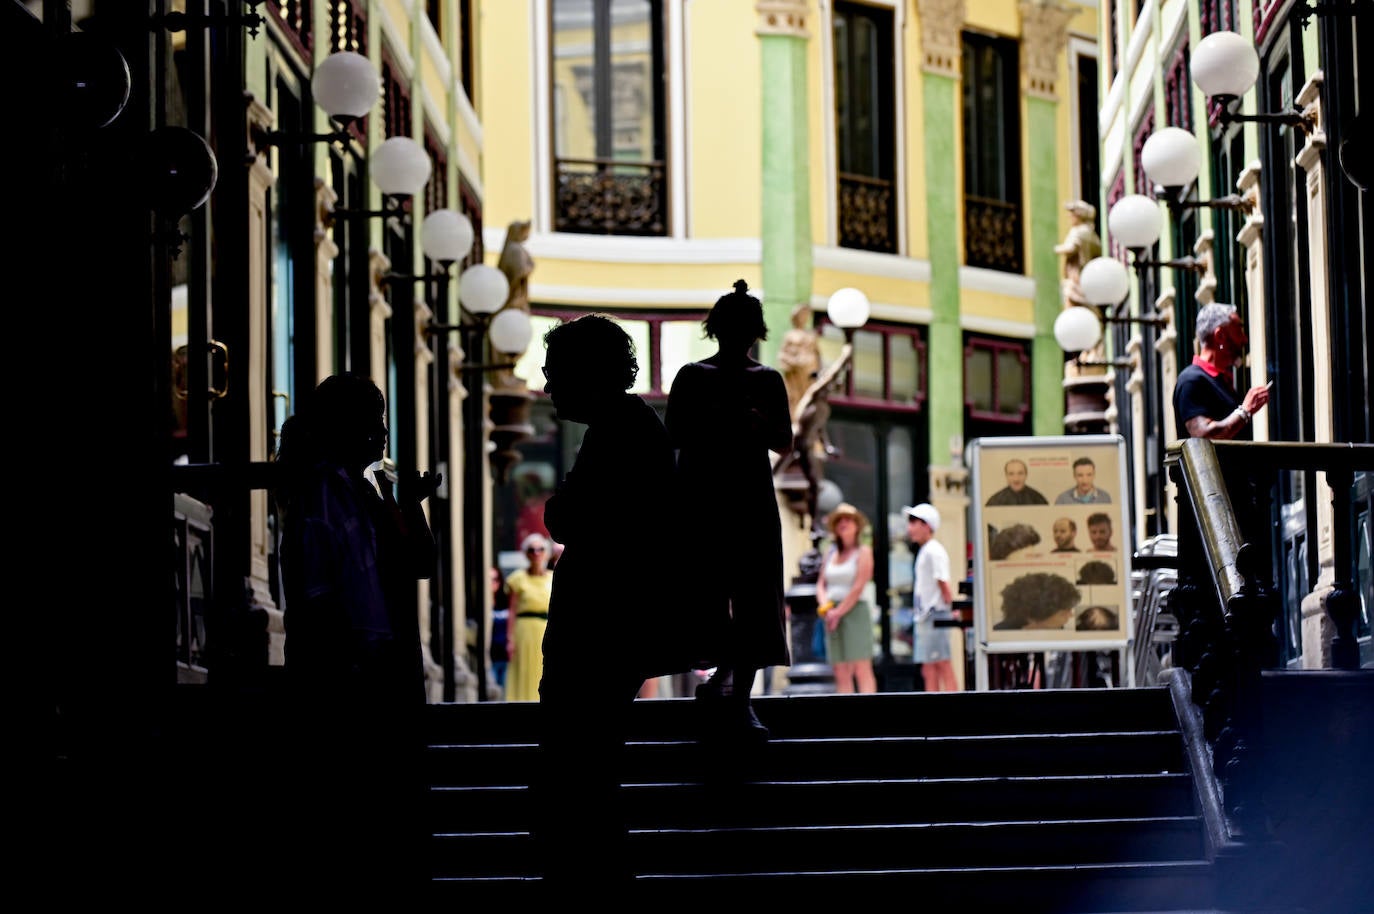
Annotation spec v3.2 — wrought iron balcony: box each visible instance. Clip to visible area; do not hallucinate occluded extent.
[964,194,1023,273]
[837,172,896,254]
[553,156,667,236]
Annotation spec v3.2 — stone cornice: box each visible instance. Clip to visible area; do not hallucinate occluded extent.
[917,0,964,78]
[1019,1,1075,101]
[756,0,809,39]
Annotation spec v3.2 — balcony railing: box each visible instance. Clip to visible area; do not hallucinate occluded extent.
[553,156,667,236]
[964,194,1023,273]
[837,172,896,254]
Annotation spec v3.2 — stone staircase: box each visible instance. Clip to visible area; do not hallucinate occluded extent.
[426,687,1227,908]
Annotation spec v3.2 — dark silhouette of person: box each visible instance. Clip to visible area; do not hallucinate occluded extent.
[994,573,1081,630]
[667,280,793,740]
[985,458,1049,506]
[275,373,437,897]
[535,314,686,889]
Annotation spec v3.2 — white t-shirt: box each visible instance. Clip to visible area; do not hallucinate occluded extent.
[913,537,951,620]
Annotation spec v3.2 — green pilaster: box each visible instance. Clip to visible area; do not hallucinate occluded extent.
[1028,96,1064,437]
[924,74,962,460]
[758,33,812,367]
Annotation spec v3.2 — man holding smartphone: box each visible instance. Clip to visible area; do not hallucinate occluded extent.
[1174,303,1271,440]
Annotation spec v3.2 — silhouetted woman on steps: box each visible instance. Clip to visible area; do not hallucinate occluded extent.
[667,279,793,739]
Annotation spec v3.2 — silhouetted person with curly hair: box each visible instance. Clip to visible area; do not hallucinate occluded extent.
[535,314,686,889]
[994,573,1082,630]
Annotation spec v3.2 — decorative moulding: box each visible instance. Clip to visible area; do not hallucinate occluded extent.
[1019,1,1075,101]
[916,0,964,78]
[755,0,809,39]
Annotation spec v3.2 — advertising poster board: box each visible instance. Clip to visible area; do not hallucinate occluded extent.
[969,435,1134,690]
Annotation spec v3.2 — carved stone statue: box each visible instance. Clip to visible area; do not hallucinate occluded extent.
[777,303,821,422]
[497,219,533,314]
[773,343,849,528]
[1054,200,1101,308]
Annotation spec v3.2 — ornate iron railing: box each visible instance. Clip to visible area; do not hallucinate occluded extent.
[265,0,313,56]
[1166,438,1373,836]
[837,172,896,253]
[553,157,667,236]
[964,194,1023,273]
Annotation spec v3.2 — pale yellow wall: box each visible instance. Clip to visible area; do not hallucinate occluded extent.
[687,0,762,239]
[966,0,1021,37]
[420,50,448,123]
[903,14,929,261]
[813,270,932,314]
[533,258,761,293]
[478,5,535,229]
[960,287,1036,325]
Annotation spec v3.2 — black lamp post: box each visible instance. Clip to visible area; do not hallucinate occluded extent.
[426,263,533,702]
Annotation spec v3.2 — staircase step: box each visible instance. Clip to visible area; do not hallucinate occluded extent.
[430,772,1197,831]
[431,816,1206,879]
[426,730,1188,786]
[425,687,1180,744]
[430,860,1218,911]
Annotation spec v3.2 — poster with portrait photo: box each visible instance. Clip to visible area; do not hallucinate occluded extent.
[969,435,1132,662]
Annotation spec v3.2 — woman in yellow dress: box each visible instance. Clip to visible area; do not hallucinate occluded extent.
[504,533,553,701]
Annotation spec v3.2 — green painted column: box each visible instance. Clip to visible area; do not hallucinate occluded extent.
[924,74,963,461]
[1027,96,1065,437]
[758,22,812,367]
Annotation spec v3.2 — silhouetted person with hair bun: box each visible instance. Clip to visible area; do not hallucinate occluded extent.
[668,279,793,740]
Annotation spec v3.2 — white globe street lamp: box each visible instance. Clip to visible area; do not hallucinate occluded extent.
[826,287,870,333]
[1080,256,1131,307]
[420,209,475,264]
[459,264,510,315]
[1141,127,1202,191]
[1108,194,1163,250]
[488,308,535,356]
[1054,305,1104,353]
[312,51,382,121]
[370,136,432,197]
[1191,31,1260,99]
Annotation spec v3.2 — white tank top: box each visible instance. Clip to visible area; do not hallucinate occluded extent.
[824,549,859,604]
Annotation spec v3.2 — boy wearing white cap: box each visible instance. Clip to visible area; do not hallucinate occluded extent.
[906,504,959,692]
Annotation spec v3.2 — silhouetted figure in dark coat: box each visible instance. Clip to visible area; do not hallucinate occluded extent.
[535,315,684,890]
[667,280,793,739]
[276,373,436,899]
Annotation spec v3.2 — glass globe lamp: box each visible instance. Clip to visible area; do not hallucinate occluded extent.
[312,51,381,121]
[1054,306,1104,353]
[459,264,510,315]
[370,136,432,197]
[421,209,475,264]
[1108,194,1163,250]
[1191,31,1260,99]
[1080,256,1131,306]
[1141,127,1201,190]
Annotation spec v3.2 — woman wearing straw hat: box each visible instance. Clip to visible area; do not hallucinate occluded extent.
[818,503,877,693]
[502,533,553,702]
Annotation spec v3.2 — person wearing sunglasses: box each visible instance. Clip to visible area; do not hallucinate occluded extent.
[503,533,553,702]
